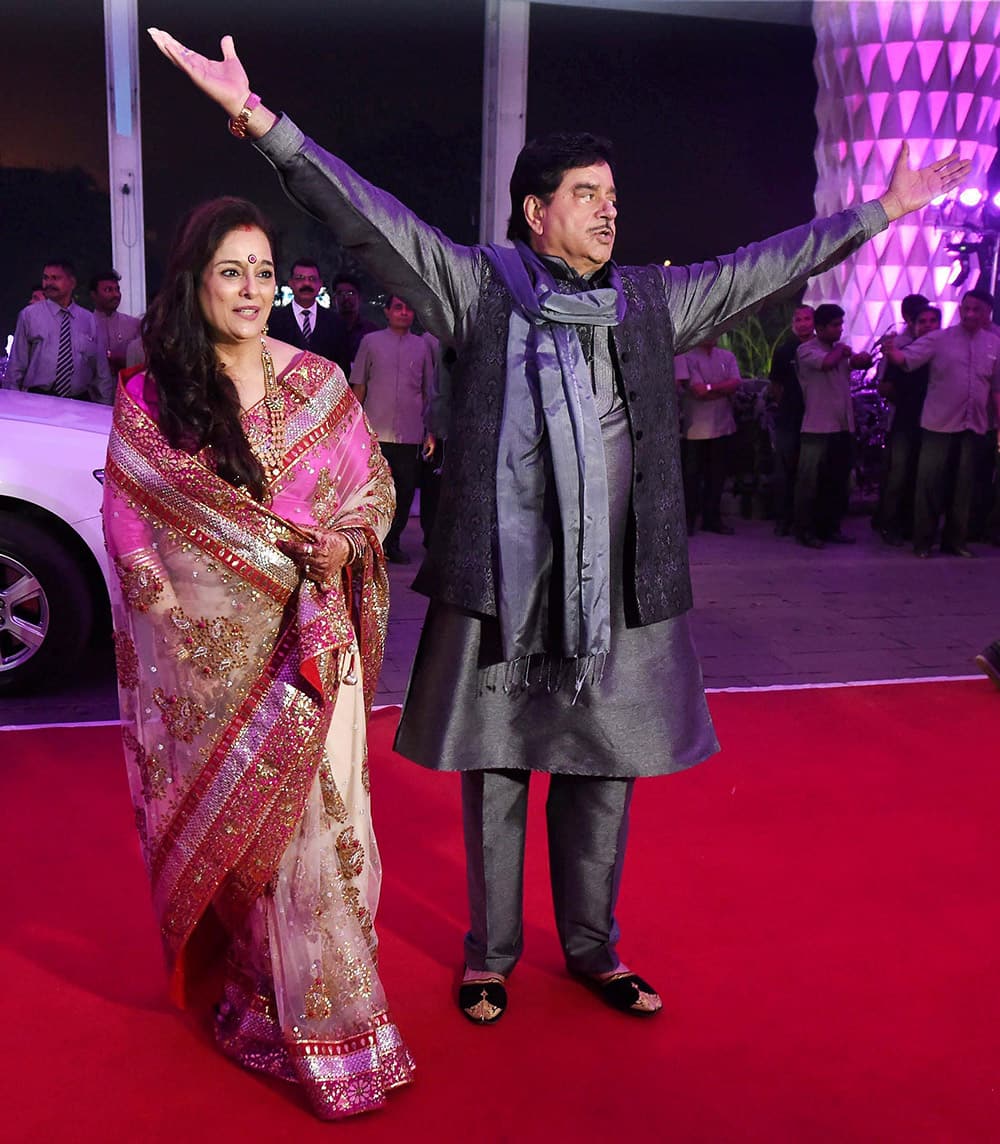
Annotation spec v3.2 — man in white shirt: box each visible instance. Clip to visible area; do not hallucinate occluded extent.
[884,288,1000,556]
[350,295,436,563]
[5,259,113,402]
[793,303,872,548]
[90,269,142,379]
[674,337,741,534]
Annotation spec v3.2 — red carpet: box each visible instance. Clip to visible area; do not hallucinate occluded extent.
[3,680,999,1142]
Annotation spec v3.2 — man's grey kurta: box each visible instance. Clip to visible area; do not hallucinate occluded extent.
[255,116,888,779]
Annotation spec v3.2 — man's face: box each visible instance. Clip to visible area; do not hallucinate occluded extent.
[334,281,361,321]
[792,306,815,341]
[91,278,121,315]
[29,289,46,304]
[42,265,75,308]
[289,264,322,308]
[526,162,617,276]
[816,317,844,344]
[959,294,991,333]
[385,297,415,332]
[915,309,941,338]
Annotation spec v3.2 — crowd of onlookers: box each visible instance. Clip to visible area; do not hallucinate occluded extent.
[5,257,1000,562]
[1,254,449,566]
[675,290,1000,557]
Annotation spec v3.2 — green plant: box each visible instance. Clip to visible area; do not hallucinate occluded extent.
[718,298,801,378]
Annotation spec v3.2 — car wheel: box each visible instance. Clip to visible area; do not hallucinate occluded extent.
[0,512,95,693]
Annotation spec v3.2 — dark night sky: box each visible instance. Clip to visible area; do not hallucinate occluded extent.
[1,0,817,335]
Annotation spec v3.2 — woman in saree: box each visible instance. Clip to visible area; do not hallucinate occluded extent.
[102,196,413,1119]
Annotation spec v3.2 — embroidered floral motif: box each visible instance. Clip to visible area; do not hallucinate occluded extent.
[303,973,334,1021]
[114,554,164,612]
[153,688,208,743]
[253,755,281,790]
[311,468,340,529]
[335,826,366,880]
[361,749,371,795]
[168,608,250,678]
[123,726,167,799]
[365,449,395,525]
[113,629,140,689]
[319,757,349,822]
[342,884,375,947]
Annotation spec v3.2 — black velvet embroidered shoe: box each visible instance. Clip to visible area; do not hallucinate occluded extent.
[975,641,1000,689]
[597,972,663,1016]
[458,978,507,1024]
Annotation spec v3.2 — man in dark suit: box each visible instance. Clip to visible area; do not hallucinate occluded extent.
[266,256,343,361]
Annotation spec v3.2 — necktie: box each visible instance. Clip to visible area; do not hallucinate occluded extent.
[301,309,312,342]
[54,309,74,397]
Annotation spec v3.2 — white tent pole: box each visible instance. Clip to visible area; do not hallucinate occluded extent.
[103,0,146,316]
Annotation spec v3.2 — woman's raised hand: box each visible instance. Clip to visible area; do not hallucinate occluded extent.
[147,29,251,119]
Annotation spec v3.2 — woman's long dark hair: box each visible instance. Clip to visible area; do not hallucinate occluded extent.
[142,197,277,501]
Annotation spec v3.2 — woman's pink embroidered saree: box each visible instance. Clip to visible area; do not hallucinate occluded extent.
[103,353,413,1118]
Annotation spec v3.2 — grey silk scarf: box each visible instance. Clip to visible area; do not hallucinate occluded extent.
[486,241,627,677]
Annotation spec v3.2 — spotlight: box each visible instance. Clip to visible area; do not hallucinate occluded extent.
[992,191,1000,210]
[931,194,947,206]
[959,188,984,208]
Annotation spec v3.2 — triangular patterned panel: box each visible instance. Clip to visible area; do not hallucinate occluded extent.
[884,43,910,86]
[887,1,916,43]
[867,91,891,133]
[948,40,972,82]
[898,49,926,92]
[852,139,875,171]
[943,0,969,39]
[973,44,996,83]
[810,1,1000,346]
[924,89,950,132]
[868,49,897,93]
[955,91,977,133]
[856,41,881,86]
[897,89,919,134]
[915,40,945,85]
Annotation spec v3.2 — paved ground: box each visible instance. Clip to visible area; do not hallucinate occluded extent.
[1,507,996,728]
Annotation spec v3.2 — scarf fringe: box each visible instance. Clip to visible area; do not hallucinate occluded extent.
[477,652,609,703]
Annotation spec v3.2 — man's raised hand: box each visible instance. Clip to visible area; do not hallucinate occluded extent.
[879,141,972,221]
[148,29,252,120]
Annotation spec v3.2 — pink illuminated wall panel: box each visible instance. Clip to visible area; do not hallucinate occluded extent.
[805,0,1000,343]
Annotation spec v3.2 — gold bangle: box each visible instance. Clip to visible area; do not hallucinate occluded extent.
[228,93,262,139]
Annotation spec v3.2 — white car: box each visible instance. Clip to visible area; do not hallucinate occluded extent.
[0,390,113,692]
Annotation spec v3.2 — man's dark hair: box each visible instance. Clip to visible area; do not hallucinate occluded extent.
[900,293,930,323]
[813,303,845,328]
[333,272,363,293]
[289,257,321,276]
[964,287,995,309]
[43,258,76,277]
[89,268,121,292]
[507,132,615,244]
[917,305,942,321]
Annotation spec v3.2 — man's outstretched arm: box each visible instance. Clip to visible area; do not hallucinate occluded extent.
[665,143,970,352]
[147,29,480,346]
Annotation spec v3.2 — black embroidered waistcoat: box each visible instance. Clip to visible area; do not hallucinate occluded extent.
[412,254,693,629]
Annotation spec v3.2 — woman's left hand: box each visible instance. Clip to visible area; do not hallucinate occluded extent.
[279,530,351,591]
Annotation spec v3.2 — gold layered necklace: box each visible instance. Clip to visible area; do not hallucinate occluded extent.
[256,338,287,481]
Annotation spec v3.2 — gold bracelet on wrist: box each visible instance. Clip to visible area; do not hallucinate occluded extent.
[228,93,262,139]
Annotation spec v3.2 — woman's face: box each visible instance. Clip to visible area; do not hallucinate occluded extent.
[198,225,275,347]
